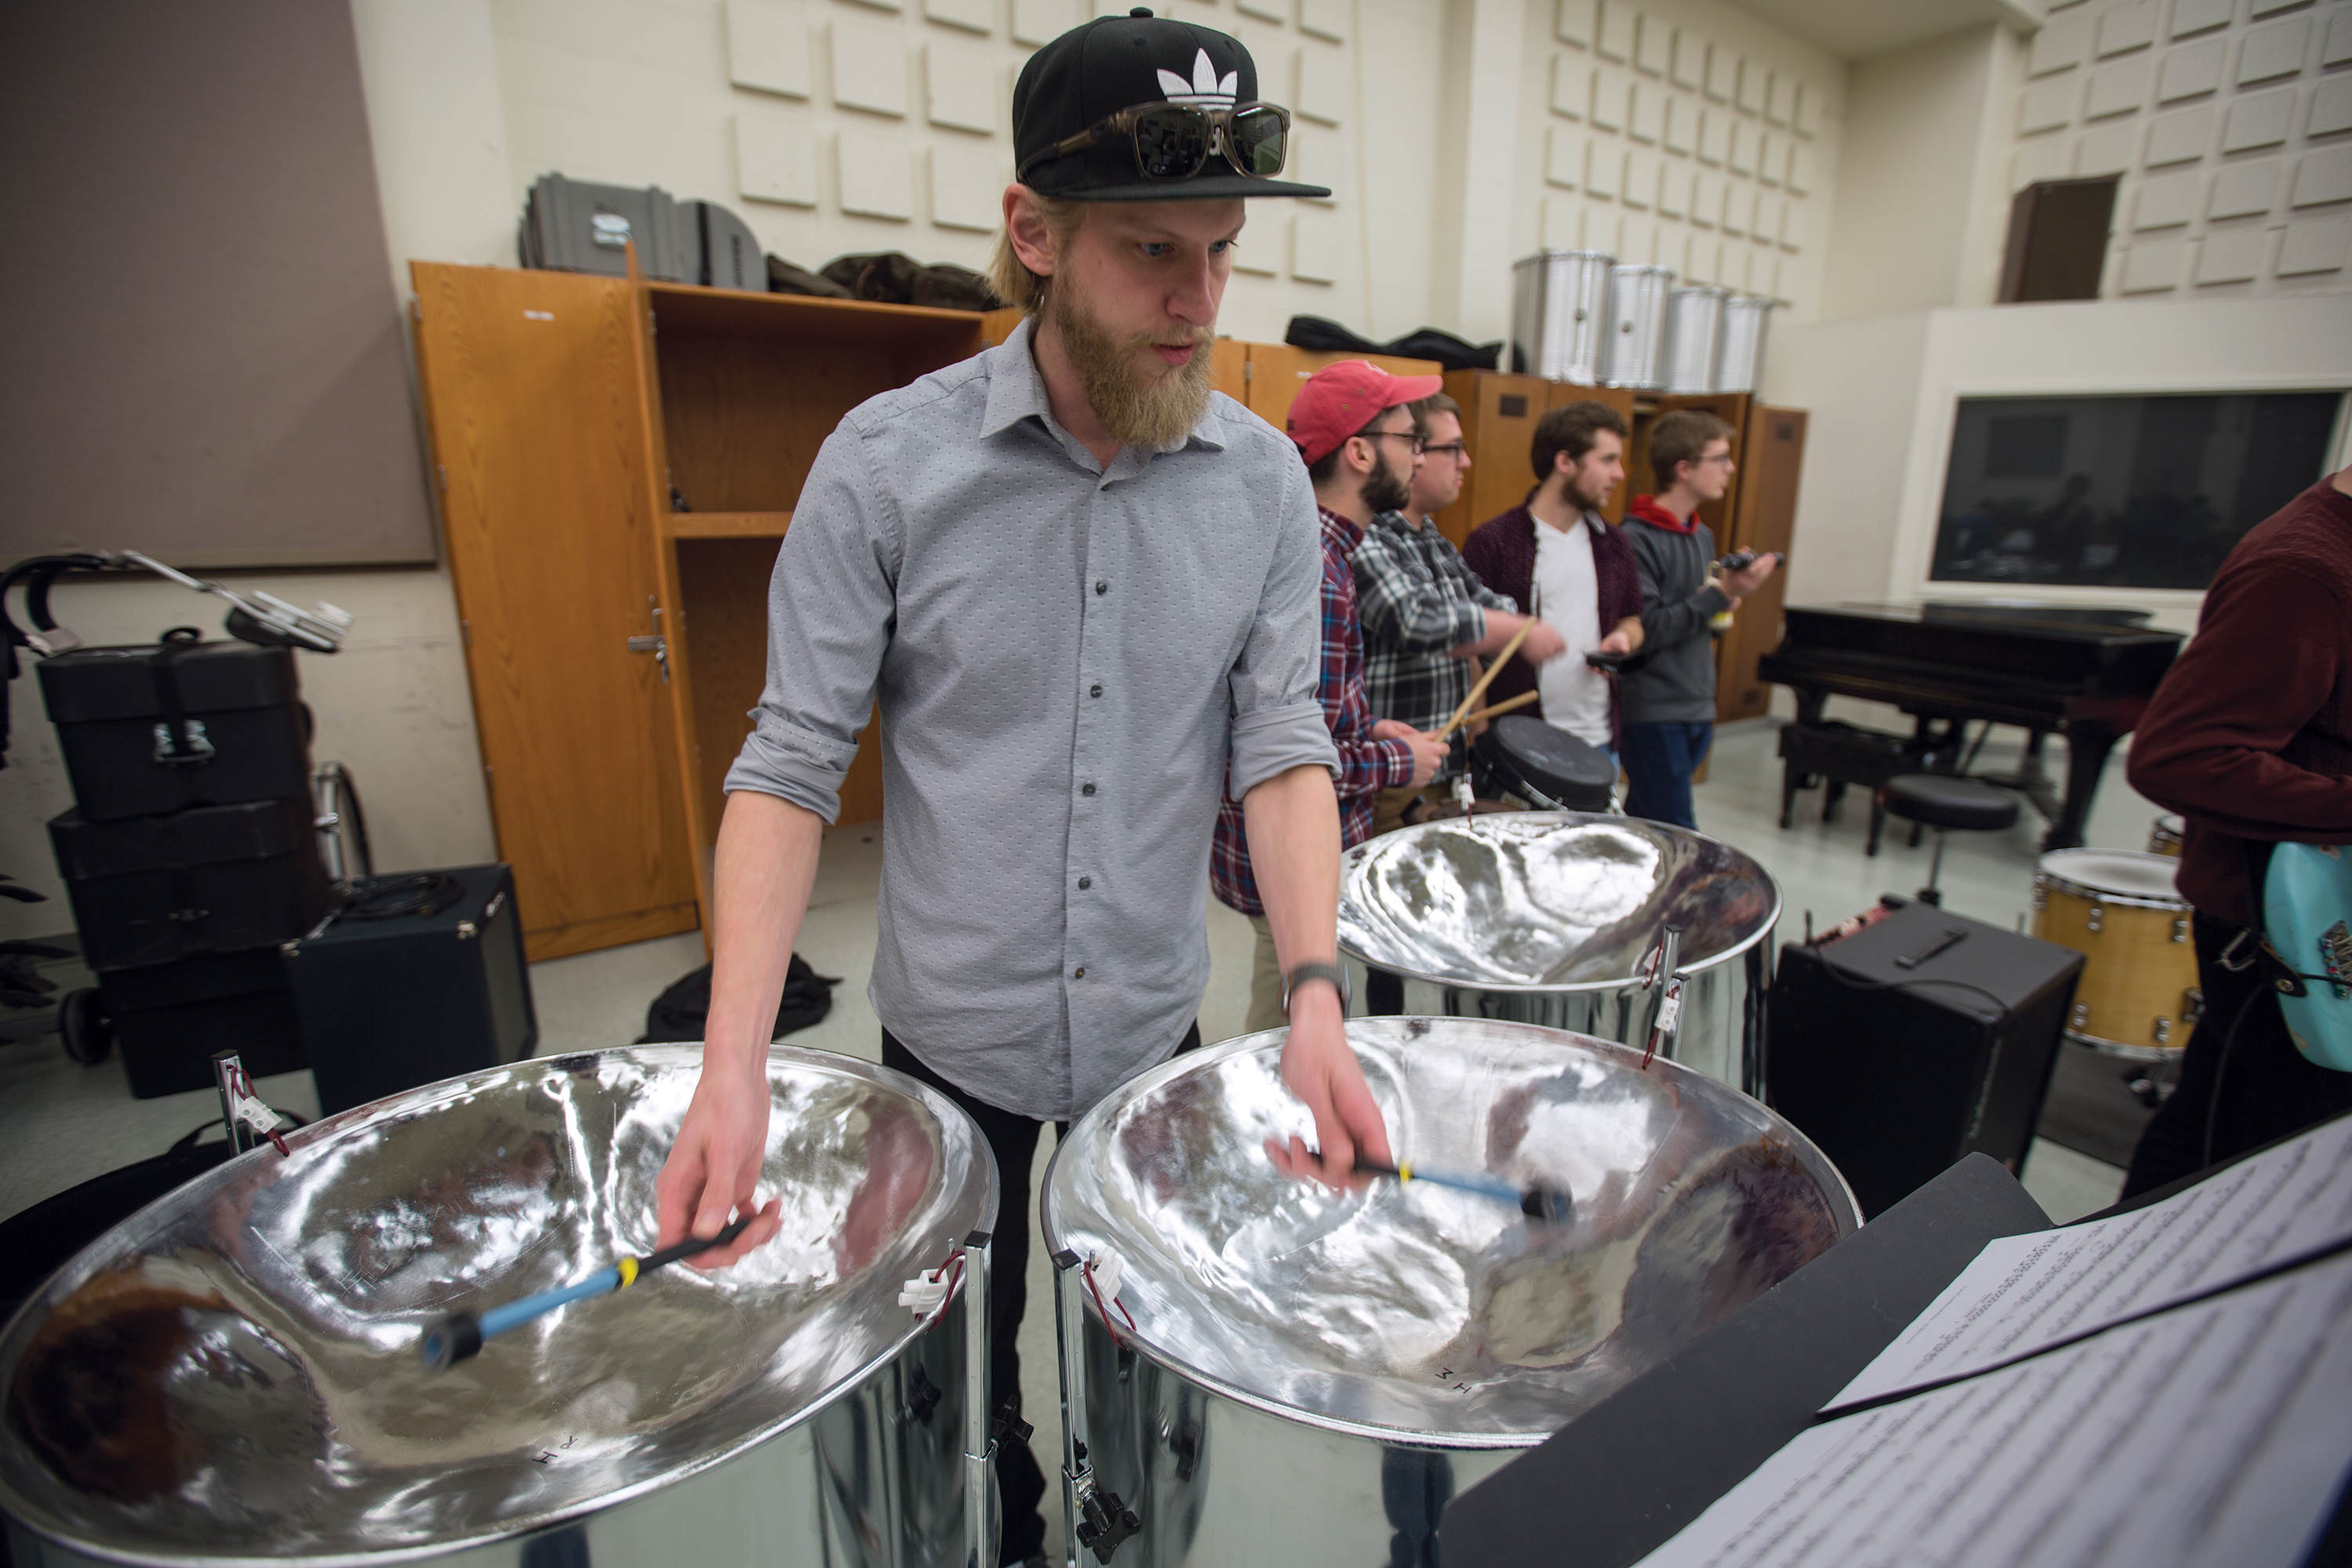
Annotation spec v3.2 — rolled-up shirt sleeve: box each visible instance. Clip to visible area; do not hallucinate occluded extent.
[722,426,899,822]
[1228,461,1341,798]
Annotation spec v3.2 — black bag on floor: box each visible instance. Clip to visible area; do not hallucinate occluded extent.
[638,956,837,1044]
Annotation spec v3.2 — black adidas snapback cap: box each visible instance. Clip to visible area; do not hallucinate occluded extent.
[1012,7,1332,201]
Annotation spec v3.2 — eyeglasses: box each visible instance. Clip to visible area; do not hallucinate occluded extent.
[1019,101,1293,184]
[1697,452,1737,466]
[1362,429,1426,454]
[1422,441,1468,459]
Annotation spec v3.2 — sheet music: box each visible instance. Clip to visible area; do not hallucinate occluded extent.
[1632,1250,2352,1568]
[1831,1114,2352,1409]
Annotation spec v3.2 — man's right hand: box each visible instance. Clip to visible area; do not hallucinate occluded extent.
[1374,719,1450,786]
[1519,619,1568,666]
[1722,553,1778,597]
[655,1049,784,1269]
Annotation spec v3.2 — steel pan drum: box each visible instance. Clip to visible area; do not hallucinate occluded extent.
[1338,815,1780,1091]
[0,1046,996,1567]
[1041,1018,1857,1566]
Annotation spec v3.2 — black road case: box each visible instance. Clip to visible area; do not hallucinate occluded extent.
[36,637,310,820]
[48,795,331,971]
[97,949,306,1099]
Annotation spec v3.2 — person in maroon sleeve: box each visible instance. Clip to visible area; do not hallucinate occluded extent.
[2120,463,2352,1196]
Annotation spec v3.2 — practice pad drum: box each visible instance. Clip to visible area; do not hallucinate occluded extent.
[1472,715,1617,814]
[1041,1018,1857,1567]
[0,1047,996,1568]
[2033,848,2198,1058]
[2148,814,2185,858]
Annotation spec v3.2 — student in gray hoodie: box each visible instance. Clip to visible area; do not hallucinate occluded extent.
[1619,410,1778,829]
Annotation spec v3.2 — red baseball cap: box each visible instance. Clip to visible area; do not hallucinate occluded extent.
[1287,360,1446,466]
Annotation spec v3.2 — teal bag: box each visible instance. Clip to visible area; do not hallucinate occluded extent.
[2262,841,2352,1073]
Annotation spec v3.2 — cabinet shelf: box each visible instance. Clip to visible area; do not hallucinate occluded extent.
[666,510,790,540]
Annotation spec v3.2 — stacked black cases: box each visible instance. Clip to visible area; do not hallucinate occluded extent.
[288,866,538,1117]
[36,637,320,1096]
[1768,899,2083,1218]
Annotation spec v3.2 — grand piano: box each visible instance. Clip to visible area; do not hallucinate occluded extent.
[1758,603,2185,851]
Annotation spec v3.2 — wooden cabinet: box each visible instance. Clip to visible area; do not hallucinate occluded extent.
[412,260,985,959]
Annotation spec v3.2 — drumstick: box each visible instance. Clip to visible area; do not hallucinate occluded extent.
[1436,689,1540,741]
[1441,619,1534,737]
[419,1215,753,1370]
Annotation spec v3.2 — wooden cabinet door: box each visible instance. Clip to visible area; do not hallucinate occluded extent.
[1435,371,1546,549]
[1715,405,1807,722]
[410,262,699,960]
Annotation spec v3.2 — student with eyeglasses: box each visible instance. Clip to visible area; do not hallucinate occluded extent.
[1617,409,1778,830]
[648,13,1388,1563]
[1351,393,1566,840]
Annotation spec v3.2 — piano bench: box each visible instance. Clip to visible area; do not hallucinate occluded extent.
[1775,721,1962,853]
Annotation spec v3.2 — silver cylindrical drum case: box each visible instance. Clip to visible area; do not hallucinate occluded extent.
[1044,1018,1855,1568]
[1338,815,1780,1094]
[1713,294,1775,393]
[0,1047,998,1568]
[1661,286,1728,395]
[1508,250,1615,383]
[1599,263,1676,390]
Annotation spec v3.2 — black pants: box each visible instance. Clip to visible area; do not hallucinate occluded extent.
[2124,912,2352,1197]
[881,1022,1203,1565]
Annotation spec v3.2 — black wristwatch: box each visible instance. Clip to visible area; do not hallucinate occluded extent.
[1281,961,1352,1019]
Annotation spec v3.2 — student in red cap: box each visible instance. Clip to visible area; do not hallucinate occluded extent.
[652,11,1385,1560]
[1211,361,1451,1032]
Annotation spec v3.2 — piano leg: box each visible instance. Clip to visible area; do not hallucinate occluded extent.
[2046,724,2118,852]
[1867,793,1885,856]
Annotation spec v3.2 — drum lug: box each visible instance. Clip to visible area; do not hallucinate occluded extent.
[2152,1017,2171,1046]
[2031,877,2047,913]
[2086,900,2104,935]
[2184,987,2204,1025]
[2172,915,2189,943]
[2071,1001,2090,1028]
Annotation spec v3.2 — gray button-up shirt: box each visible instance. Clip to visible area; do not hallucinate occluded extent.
[724,319,1338,1120]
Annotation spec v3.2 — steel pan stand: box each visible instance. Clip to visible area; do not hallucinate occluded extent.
[1051,1246,1142,1565]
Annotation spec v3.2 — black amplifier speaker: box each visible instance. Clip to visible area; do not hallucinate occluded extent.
[1768,898,2083,1218]
[287,865,538,1117]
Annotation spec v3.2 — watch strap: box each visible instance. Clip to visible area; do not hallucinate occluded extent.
[1281,961,1351,1019]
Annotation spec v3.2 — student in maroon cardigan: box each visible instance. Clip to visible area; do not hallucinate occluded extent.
[1461,401,1645,759]
[2120,464,2352,1196]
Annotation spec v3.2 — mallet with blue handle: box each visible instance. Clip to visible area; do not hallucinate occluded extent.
[420,1215,753,1370]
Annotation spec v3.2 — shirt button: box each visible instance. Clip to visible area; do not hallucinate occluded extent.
[1082,782,1096,797]
[1089,684,1103,699]
[1073,966,1086,978]
[1094,579,1109,595]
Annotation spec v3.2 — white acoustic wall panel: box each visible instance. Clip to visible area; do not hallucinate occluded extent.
[737,111,819,205]
[728,0,812,98]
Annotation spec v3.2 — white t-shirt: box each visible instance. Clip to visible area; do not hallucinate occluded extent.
[1532,517,1613,747]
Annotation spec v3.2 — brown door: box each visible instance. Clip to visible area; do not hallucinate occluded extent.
[1715,405,1807,721]
[411,262,699,960]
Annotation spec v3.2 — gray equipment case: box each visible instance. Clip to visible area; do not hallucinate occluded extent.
[520,174,763,292]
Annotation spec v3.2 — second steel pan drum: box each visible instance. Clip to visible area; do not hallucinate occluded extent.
[1042,1018,1857,1566]
[1338,815,1780,1091]
[0,1047,996,1568]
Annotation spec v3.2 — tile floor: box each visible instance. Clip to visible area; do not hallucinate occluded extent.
[0,711,2166,1560]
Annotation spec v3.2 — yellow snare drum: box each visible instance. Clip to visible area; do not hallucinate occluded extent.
[2032,848,2198,1058]
[2147,814,2185,858]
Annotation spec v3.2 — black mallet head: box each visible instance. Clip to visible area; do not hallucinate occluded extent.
[420,1312,483,1371]
[1521,1185,1574,1225]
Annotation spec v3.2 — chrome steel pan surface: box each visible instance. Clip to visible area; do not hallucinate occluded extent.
[0,1046,995,1564]
[1337,815,1780,992]
[1043,1018,1856,1446]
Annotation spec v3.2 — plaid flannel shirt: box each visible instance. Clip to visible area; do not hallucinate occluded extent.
[1211,506,1416,917]
[1350,510,1520,779]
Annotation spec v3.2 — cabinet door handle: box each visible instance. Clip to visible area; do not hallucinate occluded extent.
[626,634,670,682]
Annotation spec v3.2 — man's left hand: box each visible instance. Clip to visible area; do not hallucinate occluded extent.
[1265,983,1392,1189]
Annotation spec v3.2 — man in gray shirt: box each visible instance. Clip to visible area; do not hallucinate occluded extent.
[652,13,1390,1561]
